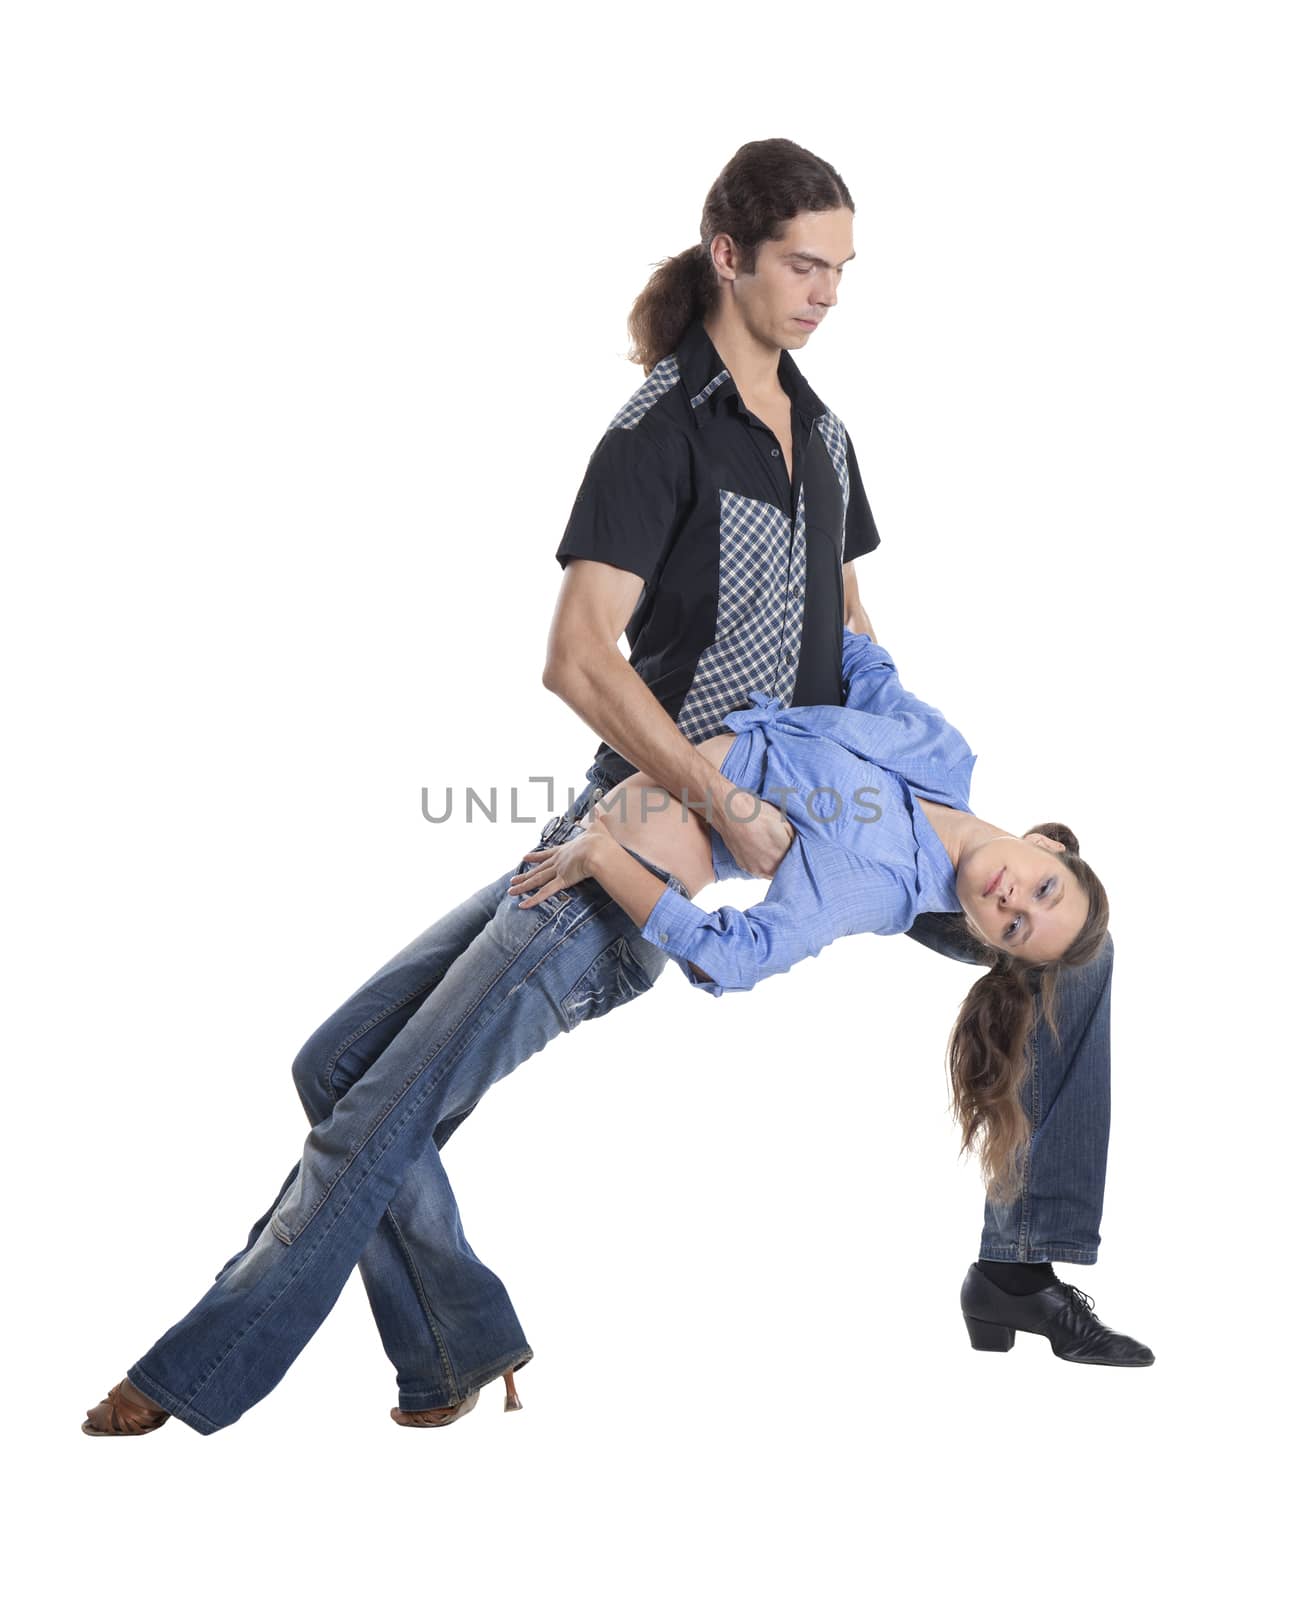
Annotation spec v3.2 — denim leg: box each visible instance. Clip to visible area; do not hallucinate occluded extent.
[903,913,1114,1266]
[287,863,527,1410]
[977,934,1114,1264]
[210,866,511,1285]
[205,772,618,1410]
[126,798,677,1434]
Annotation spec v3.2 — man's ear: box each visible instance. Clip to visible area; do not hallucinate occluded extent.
[1024,832,1065,854]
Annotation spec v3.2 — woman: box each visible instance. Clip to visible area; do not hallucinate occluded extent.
[82,629,1110,1437]
[515,625,1109,1211]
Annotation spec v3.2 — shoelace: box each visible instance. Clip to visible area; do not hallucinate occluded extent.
[1057,1282,1097,1318]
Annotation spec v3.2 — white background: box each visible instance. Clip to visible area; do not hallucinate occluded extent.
[4,1,1289,1593]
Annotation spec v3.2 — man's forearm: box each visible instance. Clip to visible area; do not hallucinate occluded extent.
[546,639,737,817]
[844,599,875,639]
[841,558,876,640]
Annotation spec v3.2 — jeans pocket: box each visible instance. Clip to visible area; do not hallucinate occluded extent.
[559,933,661,1030]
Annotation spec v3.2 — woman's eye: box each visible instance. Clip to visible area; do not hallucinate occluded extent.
[1005,916,1021,940]
[1036,877,1055,898]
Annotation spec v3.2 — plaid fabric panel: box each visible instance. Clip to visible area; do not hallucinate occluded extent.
[814,407,850,554]
[676,485,808,742]
[609,354,681,430]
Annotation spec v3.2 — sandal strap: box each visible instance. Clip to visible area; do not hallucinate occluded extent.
[105,1380,167,1434]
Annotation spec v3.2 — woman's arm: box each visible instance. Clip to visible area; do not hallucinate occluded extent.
[512,825,726,983]
[841,625,956,726]
[594,828,887,997]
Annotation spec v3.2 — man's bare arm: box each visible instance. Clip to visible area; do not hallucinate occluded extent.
[842,559,878,642]
[542,558,792,878]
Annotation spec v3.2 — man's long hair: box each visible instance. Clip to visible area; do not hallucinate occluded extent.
[626,138,854,374]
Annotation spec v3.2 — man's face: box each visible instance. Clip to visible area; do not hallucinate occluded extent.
[726,207,855,355]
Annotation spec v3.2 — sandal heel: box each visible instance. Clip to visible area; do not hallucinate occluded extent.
[502,1366,522,1412]
[964,1315,1016,1351]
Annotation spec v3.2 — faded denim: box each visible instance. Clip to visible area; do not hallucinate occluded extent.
[127,770,688,1434]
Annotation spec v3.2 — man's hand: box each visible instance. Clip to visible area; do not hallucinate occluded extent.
[713,796,795,879]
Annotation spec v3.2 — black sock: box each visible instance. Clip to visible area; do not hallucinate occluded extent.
[977,1259,1060,1295]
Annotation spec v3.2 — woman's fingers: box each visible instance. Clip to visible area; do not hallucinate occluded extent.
[509,848,553,884]
[509,856,562,905]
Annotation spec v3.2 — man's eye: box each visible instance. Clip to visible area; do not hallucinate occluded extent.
[792,264,812,275]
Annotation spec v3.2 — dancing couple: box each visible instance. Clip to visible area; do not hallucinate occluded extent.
[83,137,1152,1439]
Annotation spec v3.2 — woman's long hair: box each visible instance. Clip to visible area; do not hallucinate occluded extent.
[946,823,1110,1207]
[626,138,854,374]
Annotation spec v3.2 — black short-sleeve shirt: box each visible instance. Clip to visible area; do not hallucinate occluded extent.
[555,315,881,787]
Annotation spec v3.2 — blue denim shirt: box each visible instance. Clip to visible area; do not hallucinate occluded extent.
[637,627,977,996]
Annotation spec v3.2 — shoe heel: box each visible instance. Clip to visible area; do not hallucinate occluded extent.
[964,1315,1016,1352]
[502,1366,522,1412]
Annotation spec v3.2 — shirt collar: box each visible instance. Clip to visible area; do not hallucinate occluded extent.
[672,315,827,432]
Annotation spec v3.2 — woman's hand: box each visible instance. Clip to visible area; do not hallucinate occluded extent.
[508,811,614,908]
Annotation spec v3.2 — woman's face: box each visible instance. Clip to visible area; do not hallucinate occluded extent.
[956,834,1089,962]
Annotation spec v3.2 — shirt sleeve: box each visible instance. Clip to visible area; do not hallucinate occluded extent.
[637,830,881,997]
[840,626,913,716]
[554,424,685,586]
[841,428,881,562]
[838,627,977,798]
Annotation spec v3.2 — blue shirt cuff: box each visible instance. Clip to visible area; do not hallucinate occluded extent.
[639,888,727,995]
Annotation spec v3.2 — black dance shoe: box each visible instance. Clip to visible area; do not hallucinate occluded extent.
[960,1263,1155,1366]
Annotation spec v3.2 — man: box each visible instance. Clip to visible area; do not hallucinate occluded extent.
[544,153,1142,1366]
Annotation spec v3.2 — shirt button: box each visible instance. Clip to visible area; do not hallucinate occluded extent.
[784,649,794,664]
[770,447,780,456]
[660,932,669,944]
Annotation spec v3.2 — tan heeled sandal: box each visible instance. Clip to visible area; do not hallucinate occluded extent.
[82,1377,171,1437]
[390,1365,522,1427]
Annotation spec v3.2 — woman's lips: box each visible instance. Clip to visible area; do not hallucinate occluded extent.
[982,868,1004,898]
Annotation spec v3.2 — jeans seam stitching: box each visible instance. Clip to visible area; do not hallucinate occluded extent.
[1018,1019,1038,1260]
[384,1207,460,1399]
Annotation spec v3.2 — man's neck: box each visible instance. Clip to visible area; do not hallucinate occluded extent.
[703,308,786,402]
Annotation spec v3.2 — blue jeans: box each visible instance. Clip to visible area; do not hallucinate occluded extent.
[127,769,690,1435]
[902,913,1113,1265]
